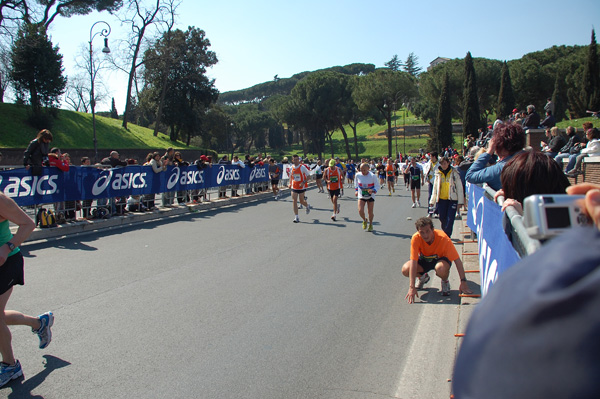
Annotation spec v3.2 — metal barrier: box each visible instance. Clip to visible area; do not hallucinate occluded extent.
[481,185,542,258]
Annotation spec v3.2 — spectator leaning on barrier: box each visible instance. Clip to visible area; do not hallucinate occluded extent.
[173,152,189,204]
[466,122,525,191]
[495,150,570,215]
[452,182,600,399]
[100,151,128,168]
[161,148,175,206]
[566,127,600,177]
[402,217,472,303]
[80,157,93,218]
[230,155,245,197]
[23,129,53,176]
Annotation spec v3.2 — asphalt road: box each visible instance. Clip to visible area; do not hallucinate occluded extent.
[4,184,461,399]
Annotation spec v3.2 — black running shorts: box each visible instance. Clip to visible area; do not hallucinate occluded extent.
[418,256,451,273]
[0,252,25,295]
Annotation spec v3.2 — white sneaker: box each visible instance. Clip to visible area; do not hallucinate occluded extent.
[305,204,311,214]
[415,273,430,289]
[441,280,451,296]
[337,204,340,213]
[417,200,421,207]
[293,216,299,223]
[411,202,416,208]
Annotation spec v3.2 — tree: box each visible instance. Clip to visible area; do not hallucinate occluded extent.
[582,29,600,113]
[353,69,418,158]
[403,52,422,77]
[110,97,118,119]
[142,26,218,145]
[462,52,481,142]
[551,72,566,122]
[497,61,515,120]
[385,54,402,71]
[64,73,90,112]
[433,72,453,152]
[10,23,66,122]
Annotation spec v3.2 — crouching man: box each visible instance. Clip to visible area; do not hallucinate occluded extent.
[403,217,472,303]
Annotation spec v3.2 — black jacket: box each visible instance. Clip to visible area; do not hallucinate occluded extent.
[559,133,582,154]
[100,156,128,168]
[23,138,49,167]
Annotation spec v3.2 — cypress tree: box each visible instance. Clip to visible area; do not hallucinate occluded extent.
[110,98,119,119]
[582,29,600,112]
[462,52,481,144]
[496,61,515,120]
[434,72,453,152]
[552,72,566,122]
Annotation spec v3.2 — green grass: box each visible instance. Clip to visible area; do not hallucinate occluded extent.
[0,102,194,149]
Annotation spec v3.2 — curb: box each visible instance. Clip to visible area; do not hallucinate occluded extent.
[20,188,292,244]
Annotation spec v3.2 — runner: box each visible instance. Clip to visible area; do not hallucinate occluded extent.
[385,158,396,195]
[405,157,424,207]
[288,154,311,223]
[334,158,346,196]
[268,159,281,200]
[323,160,342,221]
[346,160,356,188]
[354,162,380,232]
[313,160,324,193]
[377,160,386,188]
[403,217,472,303]
[401,159,411,190]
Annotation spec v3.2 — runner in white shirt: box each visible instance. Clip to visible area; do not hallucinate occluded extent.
[354,162,380,232]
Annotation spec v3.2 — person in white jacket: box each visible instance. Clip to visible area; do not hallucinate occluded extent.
[429,157,464,237]
[566,128,600,177]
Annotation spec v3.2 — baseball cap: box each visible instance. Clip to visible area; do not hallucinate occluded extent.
[329,160,335,167]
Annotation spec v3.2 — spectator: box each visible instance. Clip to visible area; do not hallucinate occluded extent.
[141,153,156,210]
[423,152,439,217]
[80,157,94,218]
[540,110,556,128]
[496,150,570,215]
[429,156,464,237]
[230,155,245,197]
[466,123,525,191]
[523,104,541,129]
[192,155,211,203]
[173,152,189,204]
[554,125,584,169]
[23,129,53,176]
[514,110,526,125]
[150,152,168,208]
[126,195,146,212]
[161,149,175,207]
[544,96,555,115]
[541,126,566,158]
[218,155,230,199]
[100,151,128,168]
[566,127,600,177]
[453,183,600,399]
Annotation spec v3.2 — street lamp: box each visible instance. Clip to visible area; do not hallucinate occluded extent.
[393,100,398,159]
[402,103,407,156]
[89,21,111,162]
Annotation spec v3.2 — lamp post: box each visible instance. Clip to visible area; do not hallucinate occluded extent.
[89,21,111,162]
[403,105,407,156]
[393,100,398,159]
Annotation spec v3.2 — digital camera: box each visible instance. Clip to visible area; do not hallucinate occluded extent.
[523,194,592,240]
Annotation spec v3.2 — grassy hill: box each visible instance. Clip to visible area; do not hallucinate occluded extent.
[0,103,193,149]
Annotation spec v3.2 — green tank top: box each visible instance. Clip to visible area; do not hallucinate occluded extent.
[0,220,19,256]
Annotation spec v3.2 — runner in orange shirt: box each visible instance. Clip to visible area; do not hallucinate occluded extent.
[323,160,342,221]
[402,217,472,303]
[385,158,396,195]
[288,154,311,223]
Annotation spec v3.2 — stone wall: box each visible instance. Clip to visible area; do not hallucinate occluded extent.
[565,156,600,185]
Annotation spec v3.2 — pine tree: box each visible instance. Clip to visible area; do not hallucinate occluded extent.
[403,52,422,77]
[462,52,481,142]
[582,29,600,112]
[552,72,566,122]
[433,72,453,152]
[496,61,515,120]
[110,97,119,119]
[385,55,402,71]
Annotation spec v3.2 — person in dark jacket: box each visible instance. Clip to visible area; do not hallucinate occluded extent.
[23,129,53,175]
[100,151,128,168]
[554,125,584,169]
[523,104,541,129]
[540,110,556,128]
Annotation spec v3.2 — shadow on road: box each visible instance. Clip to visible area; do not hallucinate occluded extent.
[416,287,461,305]
[5,355,71,399]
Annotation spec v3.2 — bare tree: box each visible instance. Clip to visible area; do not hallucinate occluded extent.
[118,0,166,129]
[64,74,90,112]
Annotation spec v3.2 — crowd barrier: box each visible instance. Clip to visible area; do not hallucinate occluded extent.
[0,164,272,206]
[466,183,542,296]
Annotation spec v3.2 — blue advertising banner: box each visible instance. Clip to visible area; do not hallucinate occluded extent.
[467,183,521,296]
[0,164,270,207]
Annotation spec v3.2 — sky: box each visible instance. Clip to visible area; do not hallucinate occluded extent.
[40,0,600,112]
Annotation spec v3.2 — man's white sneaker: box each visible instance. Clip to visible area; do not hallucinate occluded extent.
[417,200,421,207]
[411,202,416,208]
[416,273,430,289]
[293,216,300,223]
[441,280,451,296]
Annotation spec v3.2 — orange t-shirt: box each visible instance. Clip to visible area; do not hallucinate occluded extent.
[386,164,394,176]
[291,165,309,190]
[410,229,459,262]
[325,167,341,190]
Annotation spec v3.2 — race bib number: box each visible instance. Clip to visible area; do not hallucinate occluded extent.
[387,171,394,176]
[294,174,302,182]
[361,189,370,197]
[412,175,419,180]
[330,176,338,183]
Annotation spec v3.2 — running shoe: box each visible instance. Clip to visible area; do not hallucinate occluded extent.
[293,216,300,223]
[331,214,336,221]
[417,200,421,207]
[389,192,391,196]
[337,204,340,213]
[305,204,311,214]
[362,220,368,230]
[368,223,373,232]
[415,273,430,289]
[393,188,395,193]
[274,196,279,201]
[441,280,451,296]
[0,360,22,387]
[34,311,54,349]
[411,202,416,208]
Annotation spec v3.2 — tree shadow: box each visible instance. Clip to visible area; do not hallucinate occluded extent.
[5,355,71,398]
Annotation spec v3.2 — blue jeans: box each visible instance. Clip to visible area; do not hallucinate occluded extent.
[565,154,579,172]
[554,153,571,170]
[437,199,458,238]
